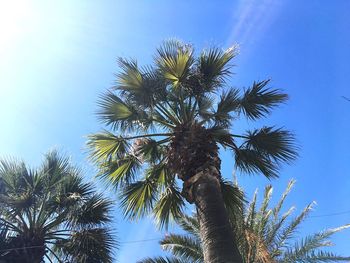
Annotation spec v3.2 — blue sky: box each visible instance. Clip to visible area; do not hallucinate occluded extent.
[1,0,350,261]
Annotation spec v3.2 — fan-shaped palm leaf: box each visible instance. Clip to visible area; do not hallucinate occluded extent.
[88,40,298,262]
[0,151,116,263]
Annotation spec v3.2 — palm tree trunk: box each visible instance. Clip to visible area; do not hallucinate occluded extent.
[193,171,242,263]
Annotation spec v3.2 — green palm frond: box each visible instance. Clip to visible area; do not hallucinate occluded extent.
[197,95,214,120]
[221,180,244,222]
[0,152,116,263]
[274,201,315,249]
[245,189,258,228]
[58,174,94,198]
[283,250,350,263]
[198,47,237,91]
[213,88,240,127]
[87,132,130,163]
[98,91,152,131]
[120,179,158,219]
[259,185,273,216]
[68,194,113,226]
[207,126,234,147]
[239,80,288,120]
[116,59,167,108]
[161,234,203,262]
[254,185,274,240]
[55,228,115,263]
[117,58,143,92]
[244,126,298,163]
[99,154,141,189]
[234,147,279,178]
[273,179,295,219]
[281,225,350,262]
[266,206,295,250]
[41,150,74,186]
[148,163,172,187]
[133,138,165,163]
[176,214,200,239]
[153,187,184,229]
[138,256,187,263]
[156,40,194,88]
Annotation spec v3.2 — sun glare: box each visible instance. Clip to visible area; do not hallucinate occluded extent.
[0,1,33,54]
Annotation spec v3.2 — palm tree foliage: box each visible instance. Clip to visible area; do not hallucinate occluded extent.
[139,180,350,263]
[87,39,297,226]
[0,151,115,263]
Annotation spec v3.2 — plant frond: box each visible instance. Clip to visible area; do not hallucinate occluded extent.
[161,234,203,262]
[138,256,187,263]
[221,180,244,223]
[58,174,94,200]
[87,131,130,163]
[54,228,115,263]
[197,95,214,121]
[246,189,258,228]
[153,187,184,229]
[244,126,298,163]
[97,91,152,132]
[116,58,143,92]
[266,206,295,251]
[41,150,75,188]
[239,80,288,120]
[120,179,158,220]
[213,88,240,127]
[259,185,273,219]
[133,138,165,164]
[273,179,296,219]
[234,147,279,178]
[284,250,350,262]
[156,40,194,88]
[68,194,113,227]
[282,225,350,262]
[198,46,237,91]
[98,154,141,189]
[146,162,173,188]
[0,152,116,263]
[207,126,234,147]
[116,58,168,108]
[275,202,315,249]
[176,214,200,239]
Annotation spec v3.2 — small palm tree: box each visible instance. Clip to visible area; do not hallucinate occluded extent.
[139,180,350,263]
[0,151,115,263]
[87,40,297,262]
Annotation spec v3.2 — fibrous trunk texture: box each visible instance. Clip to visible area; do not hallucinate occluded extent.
[168,123,243,262]
[193,171,243,263]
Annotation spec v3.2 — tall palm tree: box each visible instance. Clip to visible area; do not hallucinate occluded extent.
[139,180,350,263]
[0,151,115,263]
[87,40,297,262]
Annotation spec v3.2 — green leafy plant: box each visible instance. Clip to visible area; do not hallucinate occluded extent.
[0,151,115,263]
[87,40,297,262]
[139,180,350,263]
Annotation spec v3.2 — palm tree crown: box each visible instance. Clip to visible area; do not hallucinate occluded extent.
[87,40,298,227]
[0,151,115,263]
[140,180,350,263]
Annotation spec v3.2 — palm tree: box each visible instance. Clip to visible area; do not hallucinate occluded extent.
[139,180,350,263]
[87,40,297,262]
[0,151,115,263]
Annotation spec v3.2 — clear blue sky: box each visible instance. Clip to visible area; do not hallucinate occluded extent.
[1,0,350,262]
